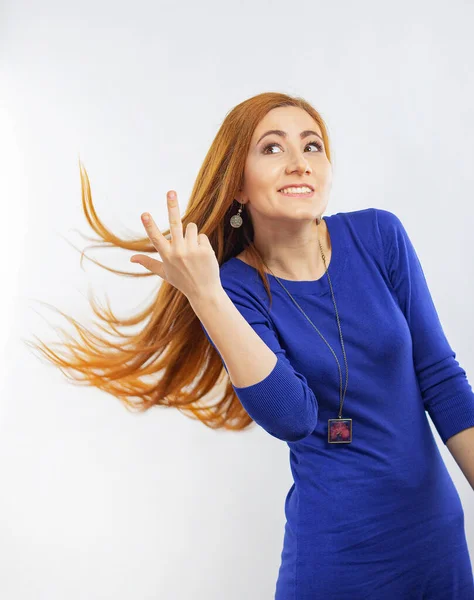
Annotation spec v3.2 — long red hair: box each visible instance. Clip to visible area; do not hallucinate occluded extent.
[25,92,333,432]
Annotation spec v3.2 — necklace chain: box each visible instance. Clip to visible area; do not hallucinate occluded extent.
[261,223,349,419]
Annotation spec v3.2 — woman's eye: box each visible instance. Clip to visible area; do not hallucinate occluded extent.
[262,140,323,154]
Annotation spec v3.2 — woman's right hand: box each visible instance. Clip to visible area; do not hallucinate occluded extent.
[130,190,223,300]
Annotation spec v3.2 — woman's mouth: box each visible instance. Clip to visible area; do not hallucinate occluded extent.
[278,189,315,198]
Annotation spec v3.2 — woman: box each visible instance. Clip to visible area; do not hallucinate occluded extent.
[29,92,474,598]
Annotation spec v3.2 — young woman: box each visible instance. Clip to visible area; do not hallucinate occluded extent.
[29,92,474,599]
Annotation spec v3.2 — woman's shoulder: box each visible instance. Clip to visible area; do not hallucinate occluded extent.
[233,250,251,266]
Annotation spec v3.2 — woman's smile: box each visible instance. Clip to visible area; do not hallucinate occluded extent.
[277,189,315,198]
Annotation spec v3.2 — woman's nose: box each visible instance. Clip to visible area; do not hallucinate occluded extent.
[287,156,311,173]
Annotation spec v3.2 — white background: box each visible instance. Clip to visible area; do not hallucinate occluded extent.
[1,1,473,598]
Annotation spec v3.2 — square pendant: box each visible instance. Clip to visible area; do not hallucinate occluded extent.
[328,418,352,443]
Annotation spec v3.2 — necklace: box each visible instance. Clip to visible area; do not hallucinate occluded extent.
[261,222,351,444]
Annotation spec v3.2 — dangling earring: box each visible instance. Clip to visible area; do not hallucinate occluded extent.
[230,201,244,228]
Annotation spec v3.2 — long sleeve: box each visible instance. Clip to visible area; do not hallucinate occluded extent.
[375,208,474,444]
[199,271,319,442]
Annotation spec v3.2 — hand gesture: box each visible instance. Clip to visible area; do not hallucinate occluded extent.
[130,191,222,300]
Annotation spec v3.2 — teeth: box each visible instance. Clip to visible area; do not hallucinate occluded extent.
[280,187,312,194]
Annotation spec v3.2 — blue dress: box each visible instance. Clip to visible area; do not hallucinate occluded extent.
[200,208,474,599]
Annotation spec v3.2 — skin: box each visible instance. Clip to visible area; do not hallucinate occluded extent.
[234,105,334,281]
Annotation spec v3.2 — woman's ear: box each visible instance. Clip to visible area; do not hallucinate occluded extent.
[234,188,248,205]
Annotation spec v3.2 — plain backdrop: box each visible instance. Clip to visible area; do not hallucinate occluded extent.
[1,0,473,598]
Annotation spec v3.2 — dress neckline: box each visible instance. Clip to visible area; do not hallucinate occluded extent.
[227,212,348,297]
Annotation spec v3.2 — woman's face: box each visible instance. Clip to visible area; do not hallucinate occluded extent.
[237,106,333,227]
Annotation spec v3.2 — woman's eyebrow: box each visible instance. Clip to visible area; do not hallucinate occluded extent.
[256,130,323,145]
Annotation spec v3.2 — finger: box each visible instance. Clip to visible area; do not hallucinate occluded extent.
[167,191,185,250]
[130,254,165,279]
[185,221,199,245]
[141,212,169,255]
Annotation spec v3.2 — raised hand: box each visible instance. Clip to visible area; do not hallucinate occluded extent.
[130,191,222,300]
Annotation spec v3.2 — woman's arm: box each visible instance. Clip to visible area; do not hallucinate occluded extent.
[446,426,474,491]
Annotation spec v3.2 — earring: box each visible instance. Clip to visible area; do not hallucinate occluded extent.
[230,201,244,228]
